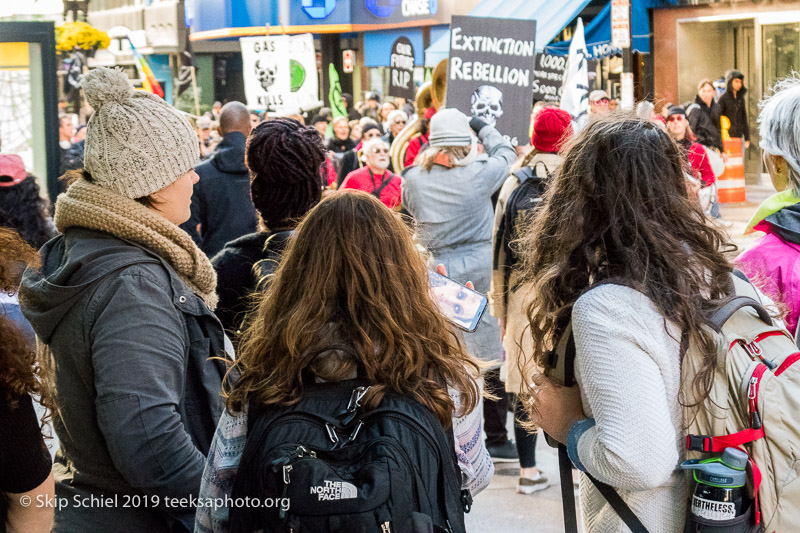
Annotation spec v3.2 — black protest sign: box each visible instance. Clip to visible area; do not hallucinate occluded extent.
[389,37,415,100]
[532,53,566,104]
[446,16,536,146]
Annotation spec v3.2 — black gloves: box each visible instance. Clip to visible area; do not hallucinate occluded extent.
[469,117,490,135]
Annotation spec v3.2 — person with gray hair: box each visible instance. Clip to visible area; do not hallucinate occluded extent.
[737,75,800,336]
[402,108,517,461]
[340,137,402,208]
[635,100,655,121]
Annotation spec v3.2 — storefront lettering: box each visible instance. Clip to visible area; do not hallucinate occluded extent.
[591,43,621,59]
[450,27,535,58]
[401,0,432,16]
[449,56,530,88]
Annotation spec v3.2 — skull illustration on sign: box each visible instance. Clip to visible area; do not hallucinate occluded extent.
[255,59,277,92]
[470,85,504,126]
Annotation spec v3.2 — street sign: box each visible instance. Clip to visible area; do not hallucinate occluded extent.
[388,36,415,100]
[611,0,630,49]
[446,16,537,147]
[342,49,355,73]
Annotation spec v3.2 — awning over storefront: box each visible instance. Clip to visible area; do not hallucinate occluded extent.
[545,0,654,59]
[423,0,592,67]
[364,28,424,67]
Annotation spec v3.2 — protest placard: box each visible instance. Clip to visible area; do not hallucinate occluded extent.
[445,16,537,146]
[388,36,415,100]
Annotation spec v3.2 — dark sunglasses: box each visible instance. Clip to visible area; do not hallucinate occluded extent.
[372,148,389,154]
[667,115,685,123]
[393,120,406,125]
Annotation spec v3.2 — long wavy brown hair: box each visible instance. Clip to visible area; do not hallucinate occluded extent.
[0,227,54,416]
[519,116,735,411]
[226,191,480,426]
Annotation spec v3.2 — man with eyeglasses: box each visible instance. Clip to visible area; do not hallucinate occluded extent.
[340,138,402,208]
[589,89,611,115]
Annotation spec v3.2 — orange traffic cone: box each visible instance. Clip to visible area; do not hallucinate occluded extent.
[718,116,746,204]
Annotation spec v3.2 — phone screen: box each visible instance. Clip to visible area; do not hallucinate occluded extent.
[429,270,488,332]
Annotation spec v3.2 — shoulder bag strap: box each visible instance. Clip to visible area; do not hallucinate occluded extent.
[369,169,394,199]
[557,328,651,533]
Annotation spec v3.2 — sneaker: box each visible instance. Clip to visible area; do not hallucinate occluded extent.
[517,473,550,494]
[487,440,519,463]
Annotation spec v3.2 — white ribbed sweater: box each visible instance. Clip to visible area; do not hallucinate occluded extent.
[572,284,690,532]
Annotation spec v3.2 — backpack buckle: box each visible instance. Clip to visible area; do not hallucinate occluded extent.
[347,386,371,412]
[460,488,473,513]
[686,434,711,452]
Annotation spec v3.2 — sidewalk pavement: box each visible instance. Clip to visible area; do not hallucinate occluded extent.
[464,183,774,532]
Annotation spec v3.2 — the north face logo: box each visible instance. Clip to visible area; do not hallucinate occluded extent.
[309,480,358,501]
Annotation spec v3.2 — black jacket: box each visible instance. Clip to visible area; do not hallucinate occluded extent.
[718,70,750,141]
[337,148,362,187]
[19,228,230,532]
[328,137,356,154]
[180,131,257,258]
[211,230,292,340]
[688,95,723,151]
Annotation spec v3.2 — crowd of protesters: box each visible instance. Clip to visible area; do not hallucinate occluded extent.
[5,61,800,533]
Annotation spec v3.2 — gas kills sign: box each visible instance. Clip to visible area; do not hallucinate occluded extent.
[388,36,415,100]
[241,34,319,113]
[446,16,537,146]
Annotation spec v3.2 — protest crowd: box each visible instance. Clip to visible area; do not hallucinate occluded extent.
[4,32,800,533]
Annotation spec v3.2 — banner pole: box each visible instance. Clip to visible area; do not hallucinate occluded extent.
[190,66,200,117]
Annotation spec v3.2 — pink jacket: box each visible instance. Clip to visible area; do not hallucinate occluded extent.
[736,191,800,335]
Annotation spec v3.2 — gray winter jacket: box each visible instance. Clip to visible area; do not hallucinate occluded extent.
[19,228,230,533]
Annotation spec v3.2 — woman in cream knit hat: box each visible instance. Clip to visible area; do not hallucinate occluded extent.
[20,67,229,533]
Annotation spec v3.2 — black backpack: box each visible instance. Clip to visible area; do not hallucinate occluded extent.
[492,162,551,306]
[228,378,471,533]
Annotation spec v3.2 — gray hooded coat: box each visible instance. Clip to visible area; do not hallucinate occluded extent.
[20,228,230,532]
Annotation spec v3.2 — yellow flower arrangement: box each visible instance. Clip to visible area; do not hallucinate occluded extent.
[55,22,111,53]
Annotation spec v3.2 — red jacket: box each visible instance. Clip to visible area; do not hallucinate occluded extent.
[688,142,715,186]
[404,134,428,168]
[340,167,402,208]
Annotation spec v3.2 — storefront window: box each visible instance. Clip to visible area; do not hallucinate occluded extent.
[0,42,47,183]
[763,23,800,91]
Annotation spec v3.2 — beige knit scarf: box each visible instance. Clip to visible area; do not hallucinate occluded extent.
[55,178,218,310]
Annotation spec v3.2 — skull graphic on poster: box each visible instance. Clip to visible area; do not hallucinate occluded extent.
[255,59,277,92]
[470,85,504,126]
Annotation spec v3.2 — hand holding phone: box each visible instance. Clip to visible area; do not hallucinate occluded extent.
[429,267,487,332]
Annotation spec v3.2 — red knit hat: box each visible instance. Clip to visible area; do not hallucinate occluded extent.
[532,107,573,153]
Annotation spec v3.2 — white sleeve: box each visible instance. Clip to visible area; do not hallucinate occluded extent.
[570,285,680,491]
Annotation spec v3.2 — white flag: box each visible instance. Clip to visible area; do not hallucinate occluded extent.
[560,18,590,132]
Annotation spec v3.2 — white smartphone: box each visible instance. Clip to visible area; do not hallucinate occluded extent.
[429,270,488,333]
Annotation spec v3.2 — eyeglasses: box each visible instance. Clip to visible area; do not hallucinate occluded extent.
[372,148,389,154]
[592,98,609,105]
[393,120,406,125]
[667,115,685,123]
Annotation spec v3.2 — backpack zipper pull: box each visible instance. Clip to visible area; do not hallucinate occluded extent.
[278,465,292,520]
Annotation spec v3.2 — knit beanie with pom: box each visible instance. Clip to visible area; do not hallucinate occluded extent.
[532,107,573,153]
[81,67,200,198]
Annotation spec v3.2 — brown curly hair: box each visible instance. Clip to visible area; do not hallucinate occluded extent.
[226,191,481,427]
[519,116,735,413]
[0,227,54,416]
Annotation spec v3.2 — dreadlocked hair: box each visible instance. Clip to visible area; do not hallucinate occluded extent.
[518,116,736,417]
[246,118,326,230]
[0,175,54,249]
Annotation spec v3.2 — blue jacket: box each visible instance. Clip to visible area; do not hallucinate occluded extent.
[181,131,257,258]
[20,228,230,532]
